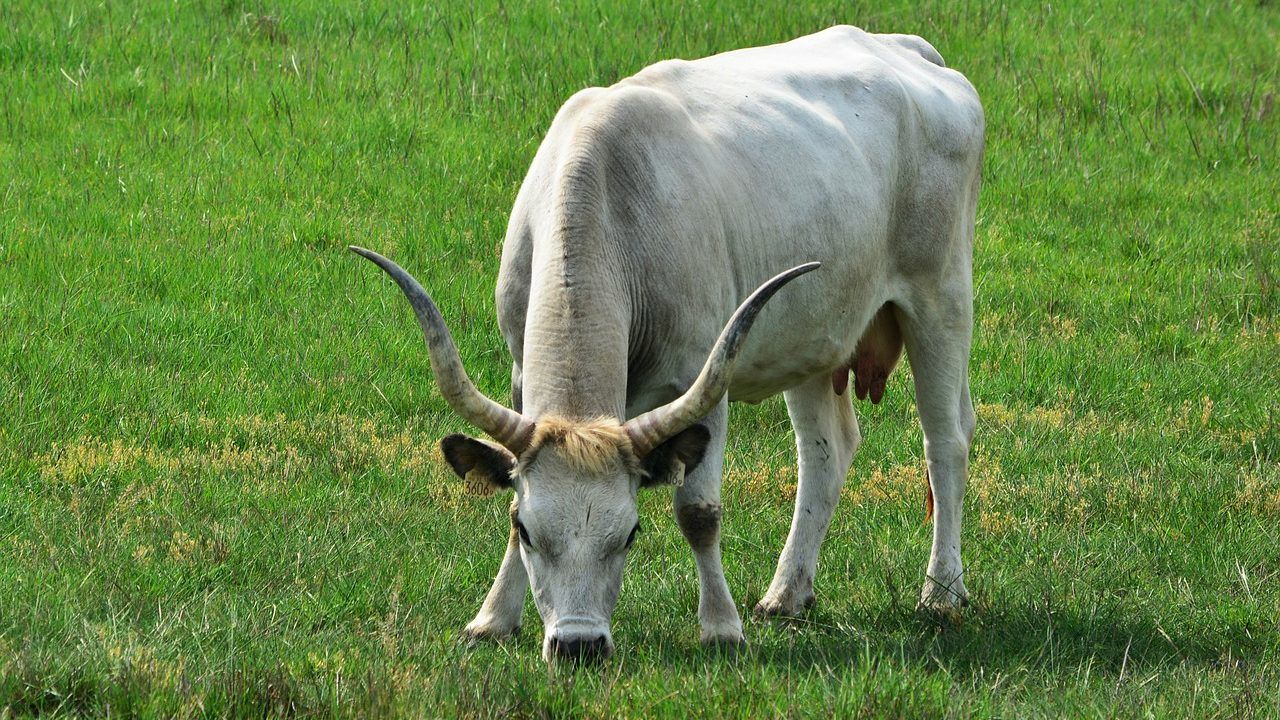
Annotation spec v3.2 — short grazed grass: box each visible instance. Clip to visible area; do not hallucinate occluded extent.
[1,0,1277,717]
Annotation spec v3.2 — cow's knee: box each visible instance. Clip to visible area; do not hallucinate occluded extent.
[841,406,863,462]
[959,400,976,447]
[676,503,722,551]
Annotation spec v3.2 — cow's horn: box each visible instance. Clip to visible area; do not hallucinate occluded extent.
[350,246,534,452]
[623,262,821,457]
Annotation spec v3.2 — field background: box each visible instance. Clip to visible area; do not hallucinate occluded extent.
[2,0,1278,717]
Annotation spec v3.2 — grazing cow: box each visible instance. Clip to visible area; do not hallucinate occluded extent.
[353,25,983,663]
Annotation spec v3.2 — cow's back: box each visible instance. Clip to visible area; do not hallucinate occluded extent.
[498,26,984,410]
[622,26,981,168]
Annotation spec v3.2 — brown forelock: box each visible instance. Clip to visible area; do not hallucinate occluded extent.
[518,416,642,476]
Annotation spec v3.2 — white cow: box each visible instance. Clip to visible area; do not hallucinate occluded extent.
[354,25,983,663]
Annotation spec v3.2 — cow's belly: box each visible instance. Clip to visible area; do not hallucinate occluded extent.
[727,350,843,404]
[718,235,897,404]
[725,296,884,404]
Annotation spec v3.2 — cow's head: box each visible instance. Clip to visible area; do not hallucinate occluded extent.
[437,417,711,662]
[351,246,816,663]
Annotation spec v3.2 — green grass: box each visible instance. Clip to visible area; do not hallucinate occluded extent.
[2,0,1278,716]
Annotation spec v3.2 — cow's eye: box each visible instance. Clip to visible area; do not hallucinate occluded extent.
[624,522,641,549]
[515,520,532,548]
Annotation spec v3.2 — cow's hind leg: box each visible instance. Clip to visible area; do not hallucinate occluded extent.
[755,372,861,617]
[896,288,975,610]
[673,400,745,645]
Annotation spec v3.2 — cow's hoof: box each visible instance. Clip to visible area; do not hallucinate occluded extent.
[461,621,520,644]
[700,628,746,653]
[752,591,814,619]
[917,578,969,615]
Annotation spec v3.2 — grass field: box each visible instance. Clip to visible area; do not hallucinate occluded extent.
[2,0,1278,716]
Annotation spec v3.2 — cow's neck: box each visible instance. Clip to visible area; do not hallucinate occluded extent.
[519,218,632,422]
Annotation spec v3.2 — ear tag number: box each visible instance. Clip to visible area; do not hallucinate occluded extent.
[464,469,497,496]
[666,459,686,487]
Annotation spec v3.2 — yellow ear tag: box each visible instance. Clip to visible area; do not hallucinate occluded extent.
[464,469,496,497]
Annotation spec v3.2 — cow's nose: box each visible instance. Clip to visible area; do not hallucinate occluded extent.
[547,634,611,663]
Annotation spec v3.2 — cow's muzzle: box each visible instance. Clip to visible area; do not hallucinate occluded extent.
[544,618,613,664]
[546,633,612,664]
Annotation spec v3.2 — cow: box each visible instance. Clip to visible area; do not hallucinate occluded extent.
[352,25,983,663]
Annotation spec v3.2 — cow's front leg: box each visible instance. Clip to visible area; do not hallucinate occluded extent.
[756,372,861,617]
[672,401,744,646]
[463,364,530,640]
[462,500,527,640]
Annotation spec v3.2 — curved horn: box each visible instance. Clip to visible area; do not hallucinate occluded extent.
[350,246,534,452]
[624,262,821,456]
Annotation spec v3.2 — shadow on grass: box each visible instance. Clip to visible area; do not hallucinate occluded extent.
[640,596,1267,677]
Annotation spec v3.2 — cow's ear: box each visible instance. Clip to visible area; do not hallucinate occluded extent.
[640,424,711,488]
[440,434,517,495]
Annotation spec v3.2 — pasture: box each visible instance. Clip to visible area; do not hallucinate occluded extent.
[2,0,1277,716]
